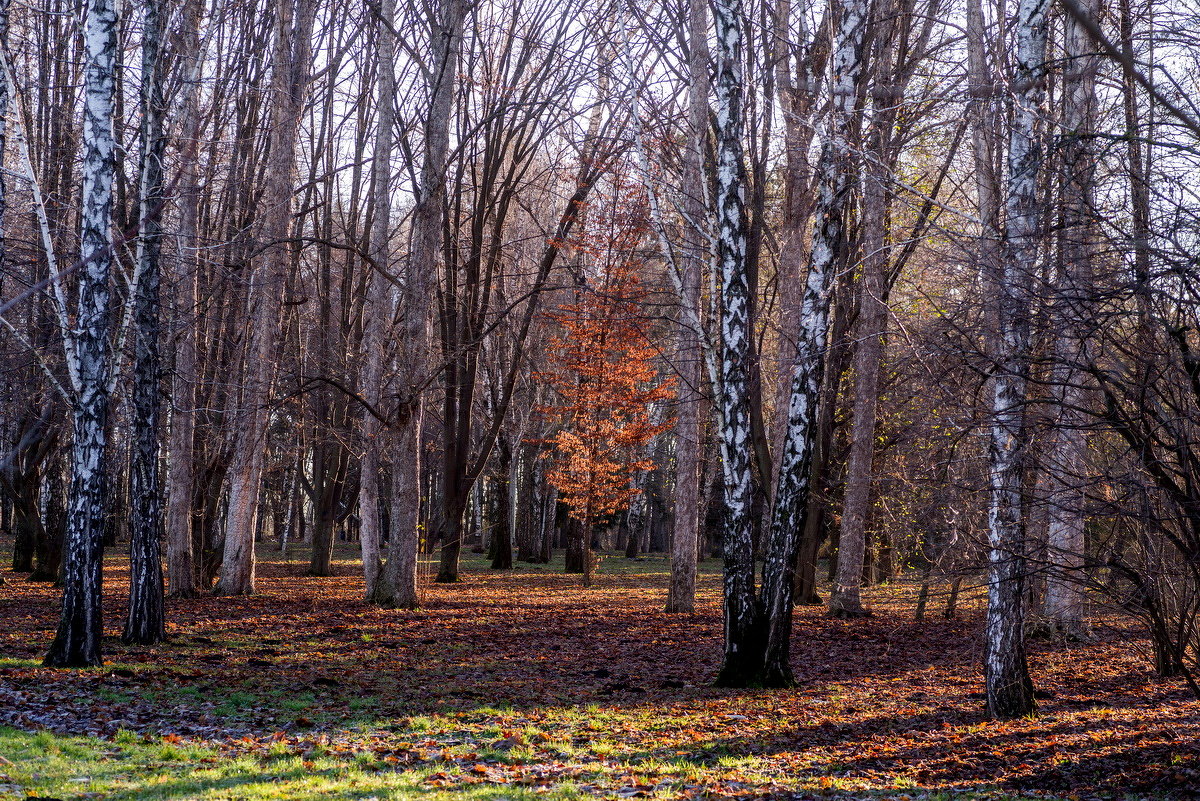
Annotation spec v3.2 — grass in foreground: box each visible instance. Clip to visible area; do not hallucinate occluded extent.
[0,727,587,800]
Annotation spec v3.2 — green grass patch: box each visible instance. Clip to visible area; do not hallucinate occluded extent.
[0,727,586,800]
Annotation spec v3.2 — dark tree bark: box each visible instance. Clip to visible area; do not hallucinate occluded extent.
[516,443,540,563]
[124,0,167,645]
[489,438,513,570]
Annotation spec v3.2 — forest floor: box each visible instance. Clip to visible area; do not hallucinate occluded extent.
[0,544,1197,800]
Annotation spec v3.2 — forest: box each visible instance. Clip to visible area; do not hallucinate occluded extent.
[2,0,1200,796]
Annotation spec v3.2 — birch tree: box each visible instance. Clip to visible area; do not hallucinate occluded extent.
[712,0,764,688]
[758,0,872,687]
[44,0,119,667]
[124,0,167,644]
[984,0,1048,720]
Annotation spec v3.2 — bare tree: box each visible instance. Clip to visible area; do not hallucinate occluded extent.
[712,0,763,688]
[44,0,119,667]
[760,0,873,686]
[666,0,710,615]
[373,0,466,607]
[124,0,167,645]
[984,0,1048,720]
[216,0,318,595]
[1038,0,1100,639]
[164,0,207,599]
[359,0,398,601]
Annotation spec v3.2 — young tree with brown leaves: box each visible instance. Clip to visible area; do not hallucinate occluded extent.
[537,205,674,587]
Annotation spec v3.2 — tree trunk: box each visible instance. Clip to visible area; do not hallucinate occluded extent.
[829,0,923,617]
[712,0,765,688]
[216,0,317,596]
[409,0,466,588]
[1040,0,1098,640]
[760,0,871,688]
[45,0,118,668]
[516,443,539,562]
[11,519,33,572]
[10,493,38,573]
[984,0,1046,720]
[667,0,708,615]
[164,0,205,600]
[33,463,65,583]
[358,0,398,600]
[565,516,585,573]
[124,0,167,645]
[830,160,886,618]
[490,440,513,570]
[793,311,851,606]
[309,503,336,577]
[372,418,421,608]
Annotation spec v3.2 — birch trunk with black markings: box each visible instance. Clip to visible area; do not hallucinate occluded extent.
[984,0,1047,720]
[759,0,872,688]
[45,0,119,668]
[124,0,167,645]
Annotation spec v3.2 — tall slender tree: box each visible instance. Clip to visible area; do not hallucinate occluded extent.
[712,0,763,688]
[215,0,317,595]
[124,0,167,645]
[44,0,119,667]
[759,0,873,687]
[1040,0,1099,639]
[360,0,398,601]
[164,0,206,599]
[984,0,1047,720]
[374,0,466,606]
[666,0,710,615]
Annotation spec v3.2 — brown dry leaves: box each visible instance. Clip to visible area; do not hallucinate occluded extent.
[1,553,1197,797]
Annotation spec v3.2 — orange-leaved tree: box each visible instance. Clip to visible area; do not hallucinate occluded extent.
[537,248,674,585]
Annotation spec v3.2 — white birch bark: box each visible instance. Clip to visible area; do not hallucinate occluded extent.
[712,0,763,687]
[984,0,1048,720]
[771,0,823,471]
[45,0,119,667]
[759,0,871,687]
